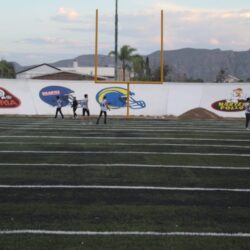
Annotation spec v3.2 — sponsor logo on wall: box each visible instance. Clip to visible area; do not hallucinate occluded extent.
[0,87,21,108]
[212,88,247,112]
[39,86,74,107]
[96,87,146,109]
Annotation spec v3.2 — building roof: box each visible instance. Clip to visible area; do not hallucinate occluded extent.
[16,63,61,74]
[32,71,106,81]
[226,74,240,81]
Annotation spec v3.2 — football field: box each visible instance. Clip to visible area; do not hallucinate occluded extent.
[0,116,250,250]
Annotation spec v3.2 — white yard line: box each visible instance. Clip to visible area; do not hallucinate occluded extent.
[0,150,250,157]
[0,142,250,149]
[0,230,250,237]
[1,125,245,132]
[0,135,249,142]
[0,121,242,129]
[0,163,249,170]
[0,126,248,134]
[0,185,249,192]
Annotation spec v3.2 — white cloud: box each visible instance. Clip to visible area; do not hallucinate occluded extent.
[52,7,80,22]
[20,4,250,55]
[6,1,250,65]
[209,38,221,46]
[115,4,250,52]
[17,37,85,48]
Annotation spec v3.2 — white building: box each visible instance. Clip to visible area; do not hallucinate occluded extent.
[16,64,61,79]
[225,74,241,83]
[59,61,115,80]
[16,61,129,81]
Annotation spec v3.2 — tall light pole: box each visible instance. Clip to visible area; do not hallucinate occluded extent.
[114,0,118,80]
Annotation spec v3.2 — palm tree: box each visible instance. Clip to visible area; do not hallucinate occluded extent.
[131,55,145,80]
[109,45,137,81]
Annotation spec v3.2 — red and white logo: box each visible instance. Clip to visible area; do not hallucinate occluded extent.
[0,87,21,108]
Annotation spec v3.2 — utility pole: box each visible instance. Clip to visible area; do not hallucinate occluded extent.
[114,0,118,80]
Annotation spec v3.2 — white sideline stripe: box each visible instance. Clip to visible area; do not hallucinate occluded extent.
[0,163,249,170]
[0,185,249,192]
[1,125,246,133]
[0,122,237,127]
[0,126,247,134]
[0,120,243,126]
[1,135,249,142]
[0,121,242,127]
[1,142,250,149]
[1,124,243,130]
[0,230,250,237]
[1,150,250,157]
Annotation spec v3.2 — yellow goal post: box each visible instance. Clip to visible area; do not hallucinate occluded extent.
[94,9,165,116]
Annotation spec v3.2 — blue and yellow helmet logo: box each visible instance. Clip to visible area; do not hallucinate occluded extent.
[96,87,146,109]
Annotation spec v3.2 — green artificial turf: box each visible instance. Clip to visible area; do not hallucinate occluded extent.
[1,235,250,250]
[0,117,249,250]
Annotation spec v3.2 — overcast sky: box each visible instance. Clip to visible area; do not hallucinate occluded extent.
[1,0,250,65]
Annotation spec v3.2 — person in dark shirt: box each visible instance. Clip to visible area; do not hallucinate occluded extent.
[72,97,78,119]
[245,98,250,129]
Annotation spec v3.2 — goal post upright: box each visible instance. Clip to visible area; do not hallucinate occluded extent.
[94,9,165,117]
[126,82,130,117]
[95,9,99,83]
[161,9,164,83]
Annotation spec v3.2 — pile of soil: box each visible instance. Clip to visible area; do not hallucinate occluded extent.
[178,108,222,120]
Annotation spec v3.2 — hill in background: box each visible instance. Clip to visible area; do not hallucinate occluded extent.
[13,48,250,82]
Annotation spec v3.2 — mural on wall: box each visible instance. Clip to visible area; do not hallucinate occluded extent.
[0,87,21,108]
[2,80,250,117]
[211,88,248,112]
[39,86,75,107]
[96,87,146,109]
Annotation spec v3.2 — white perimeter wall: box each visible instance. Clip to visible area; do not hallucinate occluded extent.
[0,79,250,118]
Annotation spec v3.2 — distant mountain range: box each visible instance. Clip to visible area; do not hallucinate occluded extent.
[13,48,250,82]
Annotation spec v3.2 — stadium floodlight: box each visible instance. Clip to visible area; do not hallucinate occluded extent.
[94,9,165,116]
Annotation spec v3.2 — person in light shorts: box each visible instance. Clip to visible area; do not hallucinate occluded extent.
[55,96,64,119]
[96,96,110,124]
[82,94,90,117]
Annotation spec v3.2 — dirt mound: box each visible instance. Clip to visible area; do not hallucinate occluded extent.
[179,108,222,120]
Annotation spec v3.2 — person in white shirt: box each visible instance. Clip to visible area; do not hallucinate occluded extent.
[82,94,90,117]
[96,96,110,124]
[55,96,64,119]
[245,98,250,129]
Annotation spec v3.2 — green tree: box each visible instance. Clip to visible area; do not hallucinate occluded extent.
[152,64,170,81]
[216,68,226,83]
[186,77,204,83]
[109,45,137,81]
[145,57,151,80]
[0,60,15,78]
[131,55,145,80]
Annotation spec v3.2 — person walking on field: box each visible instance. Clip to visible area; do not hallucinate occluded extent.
[72,97,78,119]
[245,98,250,129]
[82,94,90,117]
[55,96,64,119]
[96,96,110,124]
